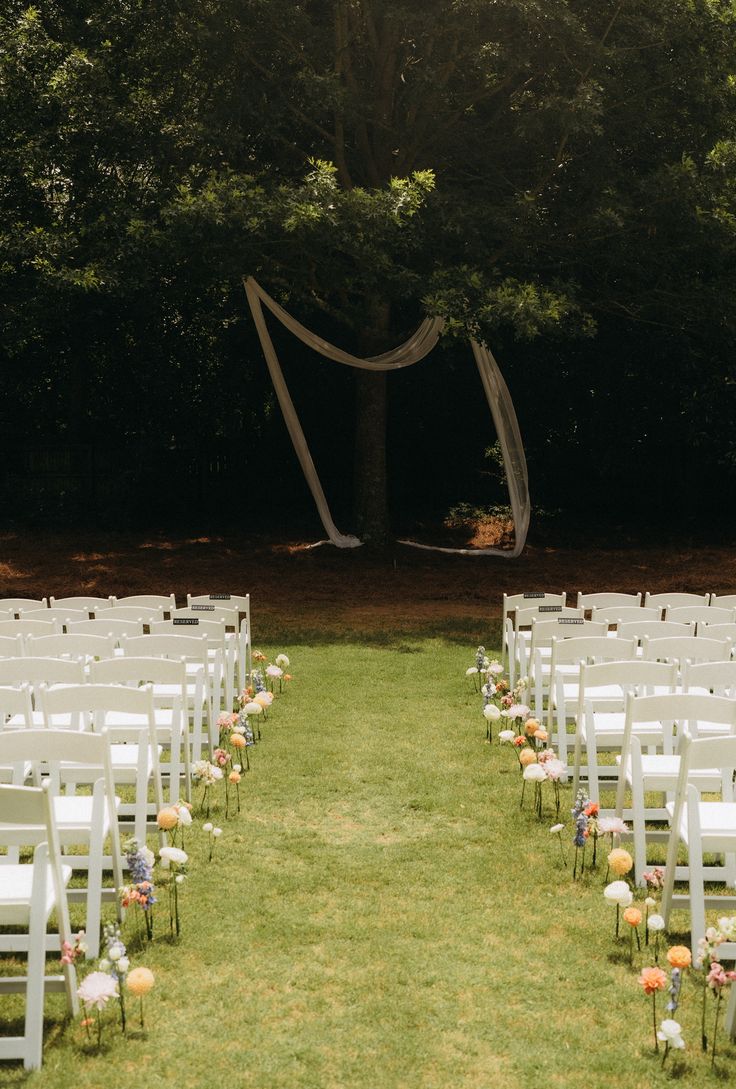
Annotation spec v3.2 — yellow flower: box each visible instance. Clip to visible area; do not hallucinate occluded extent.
[126,966,155,997]
[667,945,692,969]
[156,807,178,831]
[607,848,633,876]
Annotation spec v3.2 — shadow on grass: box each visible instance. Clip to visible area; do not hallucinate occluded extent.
[256,618,503,648]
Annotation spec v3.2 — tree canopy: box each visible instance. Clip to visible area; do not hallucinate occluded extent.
[2,1,736,535]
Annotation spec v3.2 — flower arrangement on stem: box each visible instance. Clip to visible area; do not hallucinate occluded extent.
[522,763,546,818]
[623,906,642,965]
[604,880,633,939]
[191,760,223,816]
[77,971,119,1049]
[158,846,188,939]
[126,967,155,1032]
[695,918,736,1054]
[121,837,156,940]
[705,961,736,1069]
[646,911,665,963]
[202,822,222,862]
[98,924,130,1033]
[639,966,667,1051]
[227,766,241,816]
[550,823,567,866]
[605,847,633,886]
[571,790,591,879]
[61,930,87,965]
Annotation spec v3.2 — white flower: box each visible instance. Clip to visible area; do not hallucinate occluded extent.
[175,874,186,884]
[499,709,509,718]
[465,667,478,676]
[159,846,188,866]
[598,816,629,836]
[543,758,567,783]
[108,944,123,962]
[483,704,501,721]
[243,701,262,715]
[645,897,656,908]
[266,664,283,678]
[117,956,130,973]
[550,823,565,834]
[508,703,530,719]
[177,807,193,827]
[516,676,529,689]
[275,654,290,668]
[523,764,547,781]
[233,763,242,773]
[717,916,736,940]
[488,661,504,675]
[98,958,111,973]
[647,914,665,932]
[499,729,516,743]
[212,827,222,838]
[202,822,213,833]
[140,846,155,869]
[657,1019,685,1049]
[77,971,119,1010]
[604,881,632,906]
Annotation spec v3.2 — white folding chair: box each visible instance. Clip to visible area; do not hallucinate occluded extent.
[617,620,694,645]
[529,618,606,714]
[696,622,736,642]
[642,635,732,676]
[0,635,25,659]
[571,659,678,803]
[0,658,86,727]
[121,634,211,759]
[0,687,34,783]
[710,593,736,609]
[510,606,583,689]
[615,692,736,886]
[575,592,642,612]
[89,657,189,803]
[187,592,251,688]
[150,620,229,717]
[501,592,566,684]
[98,606,165,625]
[0,620,60,638]
[38,683,164,847]
[547,635,637,761]
[0,729,123,959]
[682,659,736,698]
[662,733,736,957]
[0,782,78,1070]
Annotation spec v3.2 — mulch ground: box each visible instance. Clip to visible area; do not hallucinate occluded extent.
[1,531,735,637]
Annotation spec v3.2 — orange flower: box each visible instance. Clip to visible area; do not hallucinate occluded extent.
[230,734,246,749]
[519,749,537,767]
[533,729,548,742]
[607,848,633,876]
[623,907,642,927]
[156,807,178,831]
[228,770,241,783]
[667,945,692,969]
[525,718,540,736]
[638,966,667,995]
[585,802,599,817]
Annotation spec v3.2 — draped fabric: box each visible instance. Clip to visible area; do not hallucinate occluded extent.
[244,276,530,557]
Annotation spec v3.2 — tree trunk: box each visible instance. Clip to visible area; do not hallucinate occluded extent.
[353,300,391,546]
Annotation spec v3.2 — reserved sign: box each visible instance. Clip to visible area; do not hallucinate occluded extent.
[558,618,584,625]
[173,618,199,625]
[209,594,231,600]
[539,605,562,612]
[523,592,545,599]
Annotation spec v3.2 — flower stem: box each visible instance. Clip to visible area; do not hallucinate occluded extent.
[702,976,708,1051]
[711,992,722,1069]
[652,993,659,1052]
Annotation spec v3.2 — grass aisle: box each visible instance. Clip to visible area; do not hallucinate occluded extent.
[5,639,733,1087]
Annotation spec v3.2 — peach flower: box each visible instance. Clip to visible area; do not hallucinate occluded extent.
[156,807,178,831]
[667,945,692,969]
[638,966,667,995]
[623,907,642,927]
[607,848,633,876]
[519,749,537,767]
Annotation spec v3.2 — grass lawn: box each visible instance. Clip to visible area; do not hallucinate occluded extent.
[1,633,734,1088]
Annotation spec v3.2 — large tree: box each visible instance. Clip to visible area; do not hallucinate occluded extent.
[2,1,736,537]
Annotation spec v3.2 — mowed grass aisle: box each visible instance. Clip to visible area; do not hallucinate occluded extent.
[4,638,732,1088]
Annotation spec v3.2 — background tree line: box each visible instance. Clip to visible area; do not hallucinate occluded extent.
[2,0,736,541]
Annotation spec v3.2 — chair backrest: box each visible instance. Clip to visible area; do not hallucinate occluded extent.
[97,605,165,624]
[681,659,736,696]
[710,593,736,609]
[150,618,226,643]
[49,596,113,612]
[25,633,116,660]
[627,690,736,729]
[38,682,156,734]
[0,728,114,796]
[665,605,736,625]
[696,622,736,640]
[549,634,638,667]
[111,594,177,611]
[20,608,90,626]
[644,591,710,610]
[0,656,85,687]
[575,592,642,610]
[502,592,565,618]
[67,618,145,639]
[590,606,660,625]
[0,619,60,637]
[0,781,63,861]
[0,608,15,622]
[0,634,25,658]
[617,620,694,642]
[0,598,47,617]
[642,635,732,666]
[121,632,211,663]
[90,655,187,687]
[187,593,250,616]
[513,605,583,629]
[530,618,606,647]
[578,659,678,712]
[172,606,238,629]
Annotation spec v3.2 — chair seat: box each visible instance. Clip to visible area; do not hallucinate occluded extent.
[110,743,161,775]
[0,864,72,923]
[52,794,118,838]
[666,800,736,844]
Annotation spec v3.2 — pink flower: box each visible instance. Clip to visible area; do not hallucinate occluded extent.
[508,703,530,720]
[707,962,736,991]
[77,971,119,1010]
